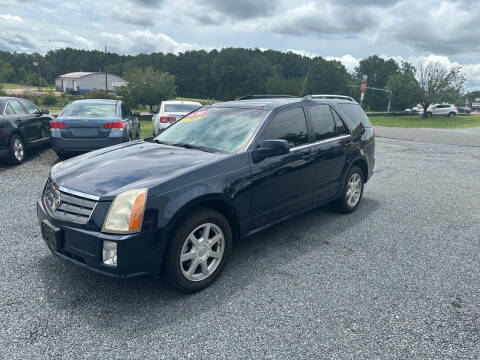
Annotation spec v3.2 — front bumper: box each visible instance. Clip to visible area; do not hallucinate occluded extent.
[51,137,125,154]
[0,148,8,158]
[37,198,167,278]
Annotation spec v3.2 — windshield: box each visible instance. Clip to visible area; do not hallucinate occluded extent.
[154,107,267,153]
[61,103,117,118]
[164,104,200,113]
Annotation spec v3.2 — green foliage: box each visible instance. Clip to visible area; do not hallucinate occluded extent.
[120,66,176,109]
[81,90,119,100]
[301,58,349,96]
[265,72,303,96]
[416,62,465,117]
[41,92,57,106]
[355,56,400,111]
[0,59,13,83]
[386,72,421,111]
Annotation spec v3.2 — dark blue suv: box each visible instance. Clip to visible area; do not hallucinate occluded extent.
[37,95,375,292]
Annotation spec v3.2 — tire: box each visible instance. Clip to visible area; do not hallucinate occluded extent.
[136,124,141,139]
[448,112,456,118]
[162,208,232,293]
[7,135,25,165]
[426,112,433,118]
[333,166,364,213]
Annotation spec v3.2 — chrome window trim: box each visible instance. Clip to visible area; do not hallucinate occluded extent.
[290,134,351,151]
[57,185,100,201]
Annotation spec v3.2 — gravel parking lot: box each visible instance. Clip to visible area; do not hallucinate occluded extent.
[1,137,480,359]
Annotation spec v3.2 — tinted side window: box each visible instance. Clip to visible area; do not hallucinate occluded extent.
[331,109,347,134]
[8,101,27,115]
[263,107,308,147]
[308,105,336,140]
[121,103,131,117]
[22,100,39,114]
[337,103,372,129]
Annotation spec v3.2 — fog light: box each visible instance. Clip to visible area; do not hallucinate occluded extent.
[102,241,117,267]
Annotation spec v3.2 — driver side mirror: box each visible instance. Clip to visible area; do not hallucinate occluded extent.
[40,108,49,115]
[253,139,290,163]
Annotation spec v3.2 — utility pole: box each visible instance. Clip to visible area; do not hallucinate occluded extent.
[105,45,108,92]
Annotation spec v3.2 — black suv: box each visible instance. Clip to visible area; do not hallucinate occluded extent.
[37,95,374,292]
[0,96,52,164]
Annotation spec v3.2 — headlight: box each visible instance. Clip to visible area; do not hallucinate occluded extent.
[102,189,148,234]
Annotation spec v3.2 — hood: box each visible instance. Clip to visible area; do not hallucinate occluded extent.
[51,140,224,198]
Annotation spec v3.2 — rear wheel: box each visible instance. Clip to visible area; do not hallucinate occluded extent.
[448,112,456,118]
[333,166,364,213]
[8,135,25,165]
[162,209,232,293]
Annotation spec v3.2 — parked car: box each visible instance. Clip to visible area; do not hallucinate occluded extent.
[37,95,375,293]
[51,99,140,157]
[152,100,201,135]
[0,96,52,164]
[419,104,458,117]
[457,106,471,114]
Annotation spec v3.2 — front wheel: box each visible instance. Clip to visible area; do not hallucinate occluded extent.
[8,135,25,165]
[162,209,232,293]
[333,166,364,213]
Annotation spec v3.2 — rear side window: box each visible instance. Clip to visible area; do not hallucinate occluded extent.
[6,100,27,115]
[263,107,308,147]
[121,102,131,117]
[331,109,347,134]
[308,105,336,140]
[337,103,372,129]
[21,100,39,114]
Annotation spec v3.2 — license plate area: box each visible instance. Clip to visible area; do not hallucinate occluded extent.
[42,219,63,251]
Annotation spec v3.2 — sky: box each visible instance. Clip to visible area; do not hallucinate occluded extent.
[1,0,480,89]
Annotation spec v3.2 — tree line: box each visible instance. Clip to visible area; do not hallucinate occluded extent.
[0,47,471,111]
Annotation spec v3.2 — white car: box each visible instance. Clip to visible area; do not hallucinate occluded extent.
[152,100,201,135]
[420,104,458,118]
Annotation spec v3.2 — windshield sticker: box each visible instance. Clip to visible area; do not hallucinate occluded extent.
[181,110,208,123]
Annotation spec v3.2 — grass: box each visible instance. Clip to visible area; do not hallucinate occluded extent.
[140,120,153,138]
[369,115,480,129]
[2,82,53,91]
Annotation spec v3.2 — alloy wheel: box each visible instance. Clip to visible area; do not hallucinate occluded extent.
[180,223,225,282]
[346,173,362,207]
[13,138,24,161]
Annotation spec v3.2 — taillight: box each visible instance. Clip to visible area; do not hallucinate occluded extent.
[159,116,176,123]
[50,121,66,129]
[104,121,124,130]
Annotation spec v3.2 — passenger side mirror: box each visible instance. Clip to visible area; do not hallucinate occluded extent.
[133,111,140,117]
[40,108,49,115]
[253,139,290,163]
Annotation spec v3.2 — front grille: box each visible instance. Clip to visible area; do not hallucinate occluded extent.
[43,179,97,224]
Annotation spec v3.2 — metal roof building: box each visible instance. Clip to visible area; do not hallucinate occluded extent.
[55,72,127,94]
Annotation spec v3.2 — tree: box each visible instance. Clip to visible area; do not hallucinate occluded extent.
[120,66,176,110]
[354,56,400,111]
[301,58,349,96]
[386,66,421,111]
[416,62,465,117]
[0,59,13,83]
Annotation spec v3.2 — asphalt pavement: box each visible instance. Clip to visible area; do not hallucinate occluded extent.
[1,137,480,359]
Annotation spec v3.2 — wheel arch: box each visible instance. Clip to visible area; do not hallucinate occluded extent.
[165,194,241,244]
[346,157,369,183]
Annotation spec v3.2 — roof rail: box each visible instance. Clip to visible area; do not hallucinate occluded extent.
[303,94,355,102]
[237,95,297,100]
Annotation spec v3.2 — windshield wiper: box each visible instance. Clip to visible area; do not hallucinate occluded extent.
[170,142,218,153]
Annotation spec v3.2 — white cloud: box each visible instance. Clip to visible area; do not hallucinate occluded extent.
[326,54,360,73]
[0,14,23,23]
[101,30,196,54]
